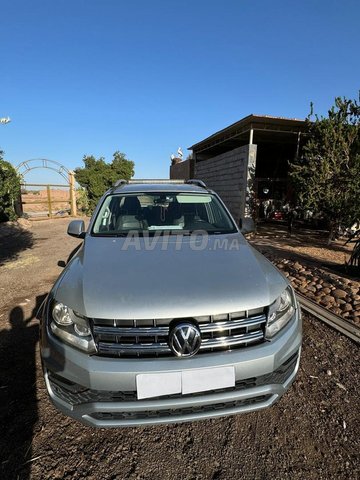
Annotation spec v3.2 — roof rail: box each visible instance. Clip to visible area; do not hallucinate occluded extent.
[112,179,207,188]
[128,179,185,184]
[186,179,207,189]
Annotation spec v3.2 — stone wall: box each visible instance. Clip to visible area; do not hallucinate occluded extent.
[195,144,257,220]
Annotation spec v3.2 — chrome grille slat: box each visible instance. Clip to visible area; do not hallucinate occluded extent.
[93,325,169,336]
[199,330,264,349]
[98,342,171,355]
[200,315,266,333]
[93,311,266,358]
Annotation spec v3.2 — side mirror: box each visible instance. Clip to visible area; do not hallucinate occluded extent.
[67,220,86,239]
[240,217,255,234]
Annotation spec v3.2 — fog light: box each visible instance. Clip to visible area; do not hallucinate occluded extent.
[74,323,91,337]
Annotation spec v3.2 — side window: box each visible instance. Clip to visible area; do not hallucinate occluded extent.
[93,196,112,232]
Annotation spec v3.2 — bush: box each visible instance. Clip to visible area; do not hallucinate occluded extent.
[76,187,89,214]
[289,95,360,242]
[0,153,21,222]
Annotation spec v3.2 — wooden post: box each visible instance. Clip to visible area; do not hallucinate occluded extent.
[249,127,254,145]
[46,185,52,217]
[69,171,77,217]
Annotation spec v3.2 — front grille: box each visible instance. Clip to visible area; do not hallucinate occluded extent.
[48,351,298,406]
[90,395,272,421]
[92,308,266,358]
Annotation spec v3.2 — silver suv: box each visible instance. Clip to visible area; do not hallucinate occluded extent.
[40,180,302,427]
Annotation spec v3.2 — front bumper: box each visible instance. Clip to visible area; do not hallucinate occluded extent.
[41,310,302,427]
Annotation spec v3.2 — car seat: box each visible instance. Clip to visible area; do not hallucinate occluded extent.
[116,197,146,230]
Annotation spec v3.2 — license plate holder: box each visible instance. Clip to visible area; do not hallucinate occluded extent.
[136,366,235,400]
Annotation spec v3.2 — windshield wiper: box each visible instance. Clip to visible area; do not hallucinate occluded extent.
[207,230,235,235]
[91,232,129,237]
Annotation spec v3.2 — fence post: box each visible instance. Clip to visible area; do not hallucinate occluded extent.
[16,186,24,217]
[69,171,77,217]
[46,185,52,217]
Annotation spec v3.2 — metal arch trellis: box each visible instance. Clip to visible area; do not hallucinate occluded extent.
[15,158,70,183]
[15,158,77,217]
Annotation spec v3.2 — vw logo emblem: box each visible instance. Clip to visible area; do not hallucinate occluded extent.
[168,322,202,357]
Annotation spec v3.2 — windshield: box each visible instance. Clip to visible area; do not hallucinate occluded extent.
[92,192,237,236]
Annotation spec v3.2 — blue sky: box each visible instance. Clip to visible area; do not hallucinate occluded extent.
[1,0,359,184]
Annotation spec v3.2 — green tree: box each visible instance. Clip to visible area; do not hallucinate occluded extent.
[75,151,135,213]
[289,95,360,242]
[0,151,21,222]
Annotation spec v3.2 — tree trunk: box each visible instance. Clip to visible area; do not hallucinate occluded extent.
[327,221,337,245]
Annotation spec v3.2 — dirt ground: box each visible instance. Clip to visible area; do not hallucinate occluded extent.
[250,222,356,272]
[0,219,359,480]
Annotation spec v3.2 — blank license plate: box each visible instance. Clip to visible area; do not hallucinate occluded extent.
[136,366,235,400]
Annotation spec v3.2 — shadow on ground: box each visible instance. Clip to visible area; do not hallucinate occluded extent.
[255,222,351,252]
[0,294,47,480]
[249,223,359,278]
[0,222,34,266]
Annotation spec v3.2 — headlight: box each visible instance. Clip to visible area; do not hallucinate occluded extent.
[265,286,296,339]
[52,303,73,326]
[49,301,96,353]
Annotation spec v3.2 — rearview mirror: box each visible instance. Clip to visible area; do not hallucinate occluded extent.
[67,220,86,238]
[240,217,255,234]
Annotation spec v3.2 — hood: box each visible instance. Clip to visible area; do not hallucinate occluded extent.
[54,233,288,319]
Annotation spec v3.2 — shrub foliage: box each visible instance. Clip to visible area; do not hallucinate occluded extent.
[289,95,360,240]
[0,151,21,222]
